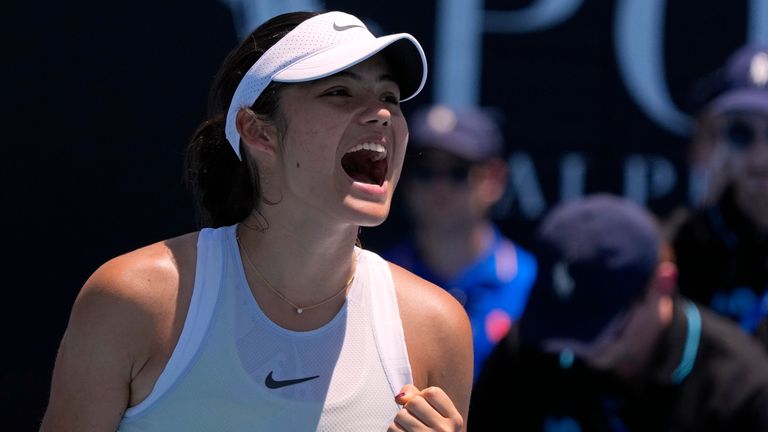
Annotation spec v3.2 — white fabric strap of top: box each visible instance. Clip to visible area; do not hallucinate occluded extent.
[365,250,413,395]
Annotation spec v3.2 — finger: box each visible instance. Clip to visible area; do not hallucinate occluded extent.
[398,393,448,428]
[395,387,464,431]
[391,406,428,431]
[394,383,420,406]
[386,416,408,432]
[418,386,462,420]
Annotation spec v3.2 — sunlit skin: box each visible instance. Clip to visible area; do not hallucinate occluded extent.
[543,262,676,378]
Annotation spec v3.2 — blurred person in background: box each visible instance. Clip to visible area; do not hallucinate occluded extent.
[470,194,768,431]
[674,44,768,339]
[384,104,536,381]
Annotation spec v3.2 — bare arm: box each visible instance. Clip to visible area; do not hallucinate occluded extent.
[388,263,474,432]
[39,240,187,432]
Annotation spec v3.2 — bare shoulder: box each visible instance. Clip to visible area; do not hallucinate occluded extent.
[78,232,198,324]
[74,231,200,367]
[40,232,200,431]
[388,261,469,331]
[387,261,472,379]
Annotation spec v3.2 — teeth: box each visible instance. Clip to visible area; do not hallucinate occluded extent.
[345,142,387,161]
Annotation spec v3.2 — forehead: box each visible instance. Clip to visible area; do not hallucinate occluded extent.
[300,54,397,88]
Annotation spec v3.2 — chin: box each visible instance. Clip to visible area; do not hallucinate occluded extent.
[346,202,391,227]
[356,211,390,228]
[344,195,392,227]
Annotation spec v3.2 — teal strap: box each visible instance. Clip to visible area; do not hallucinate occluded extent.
[671,301,701,384]
[559,349,575,369]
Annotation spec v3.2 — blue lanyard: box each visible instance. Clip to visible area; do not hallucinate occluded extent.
[550,301,701,432]
[671,301,701,384]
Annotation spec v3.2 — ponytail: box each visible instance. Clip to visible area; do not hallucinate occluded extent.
[185,115,255,227]
[184,11,317,228]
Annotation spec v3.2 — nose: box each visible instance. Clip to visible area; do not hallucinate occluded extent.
[360,103,391,127]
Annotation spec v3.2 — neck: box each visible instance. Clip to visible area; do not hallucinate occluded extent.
[619,294,674,381]
[236,210,359,318]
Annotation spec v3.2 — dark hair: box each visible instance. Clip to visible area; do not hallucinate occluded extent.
[184,11,319,228]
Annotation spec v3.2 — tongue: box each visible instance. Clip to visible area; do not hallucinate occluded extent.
[342,150,386,185]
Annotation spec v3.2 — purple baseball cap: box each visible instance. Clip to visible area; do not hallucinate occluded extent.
[708,44,768,116]
[407,105,504,162]
[519,194,661,347]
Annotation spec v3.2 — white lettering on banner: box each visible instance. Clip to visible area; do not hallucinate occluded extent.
[434,0,583,108]
[434,1,768,133]
[484,0,583,33]
[614,0,692,136]
[496,152,678,220]
[559,153,587,201]
[495,152,547,220]
[617,0,765,136]
[430,1,768,217]
[434,0,484,108]
[623,154,677,205]
[750,0,768,43]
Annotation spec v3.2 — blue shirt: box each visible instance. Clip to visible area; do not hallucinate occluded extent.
[383,226,537,380]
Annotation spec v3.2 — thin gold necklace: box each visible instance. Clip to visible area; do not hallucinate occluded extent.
[235,234,355,314]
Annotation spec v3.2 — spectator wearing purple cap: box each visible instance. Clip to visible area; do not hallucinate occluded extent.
[673,44,768,344]
[383,104,537,381]
[470,194,768,431]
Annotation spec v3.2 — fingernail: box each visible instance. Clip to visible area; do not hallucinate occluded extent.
[395,392,405,399]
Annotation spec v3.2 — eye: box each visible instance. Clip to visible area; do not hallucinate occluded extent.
[381,92,400,105]
[322,87,350,97]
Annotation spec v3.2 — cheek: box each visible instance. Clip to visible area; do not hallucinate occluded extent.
[386,121,411,188]
[284,121,341,165]
[394,117,409,147]
[613,316,651,360]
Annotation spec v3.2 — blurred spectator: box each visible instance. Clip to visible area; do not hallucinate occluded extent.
[673,44,768,337]
[757,316,768,348]
[384,104,536,380]
[470,194,768,431]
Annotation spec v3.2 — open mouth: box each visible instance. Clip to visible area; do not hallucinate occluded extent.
[341,143,388,186]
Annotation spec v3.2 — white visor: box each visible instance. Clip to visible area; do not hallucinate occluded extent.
[225,11,428,159]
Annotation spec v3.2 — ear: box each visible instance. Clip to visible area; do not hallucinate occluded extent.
[652,261,677,296]
[236,109,279,158]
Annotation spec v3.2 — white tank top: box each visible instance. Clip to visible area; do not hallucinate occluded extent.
[117,225,413,431]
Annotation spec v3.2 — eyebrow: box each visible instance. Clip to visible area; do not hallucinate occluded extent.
[326,70,397,84]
